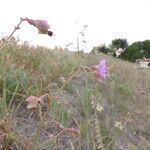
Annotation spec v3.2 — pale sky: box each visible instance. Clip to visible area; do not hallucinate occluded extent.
[0,0,150,52]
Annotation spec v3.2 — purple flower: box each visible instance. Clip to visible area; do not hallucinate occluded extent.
[97,59,107,80]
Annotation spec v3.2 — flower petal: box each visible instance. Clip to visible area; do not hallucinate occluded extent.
[98,59,107,79]
[25,96,39,109]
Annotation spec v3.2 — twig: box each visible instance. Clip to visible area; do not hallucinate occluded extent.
[0,17,25,51]
[54,68,82,97]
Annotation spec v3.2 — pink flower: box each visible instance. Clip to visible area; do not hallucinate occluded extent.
[89,59,108,81]
[25,17,53,36]
[97,59,107,79]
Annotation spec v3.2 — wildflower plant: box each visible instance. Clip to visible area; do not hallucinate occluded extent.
[24,58,108,142]
[0,17,54,52]
[0,17,120,150]
[81,59,108,81]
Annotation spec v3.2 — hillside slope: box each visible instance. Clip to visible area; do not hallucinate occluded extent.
[0,41,150,150]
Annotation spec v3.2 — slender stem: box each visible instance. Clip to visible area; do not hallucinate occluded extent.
[54,68,82,97]
[0,18,25,51]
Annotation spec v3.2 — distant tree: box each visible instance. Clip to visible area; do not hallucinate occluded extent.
[90,38,150,62]
[91,44,111,54]
[111,38,128,49]
[142,40,150,58]
[120,41,142,61]
[121,40,150,62]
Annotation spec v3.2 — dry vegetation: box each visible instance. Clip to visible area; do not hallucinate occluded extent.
[0,39,150,150]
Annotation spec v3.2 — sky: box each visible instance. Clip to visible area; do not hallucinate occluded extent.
[0,0,150,52]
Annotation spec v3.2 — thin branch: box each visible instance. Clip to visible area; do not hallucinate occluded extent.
[0,17,25,51]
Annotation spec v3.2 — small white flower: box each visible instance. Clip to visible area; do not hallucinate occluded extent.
[114,121,124,130]
[96,104,104,112]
